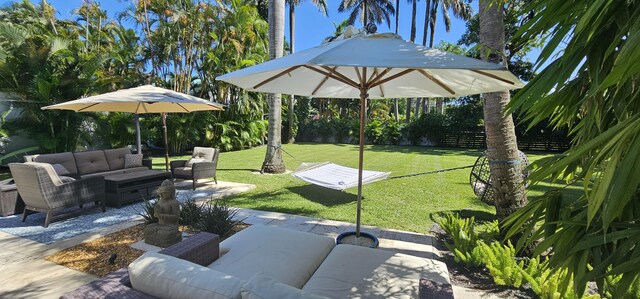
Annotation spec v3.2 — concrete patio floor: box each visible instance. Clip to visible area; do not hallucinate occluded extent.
[0,180,493,298]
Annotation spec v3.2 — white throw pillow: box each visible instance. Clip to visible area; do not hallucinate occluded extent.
[185,157,208,167]
[129,252,245,299]
[241,272,329,299]
[51,163,70,175]
[124,154,143,168]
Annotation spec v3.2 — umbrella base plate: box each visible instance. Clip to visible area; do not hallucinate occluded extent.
[336,231,379,248]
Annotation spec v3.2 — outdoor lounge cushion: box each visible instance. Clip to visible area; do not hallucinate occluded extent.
[74,150,110,174]
[302,244,451,299]
[103,148,132,170]
[208,225,336,288]
[129,251,245,299]
[192,146,216,161]
[240,272,329,299]
[24,152,79,174]
[172,166,192,177]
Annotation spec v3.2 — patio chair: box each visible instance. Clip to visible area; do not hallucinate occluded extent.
[170,147,220,190]
[8,162,106,228]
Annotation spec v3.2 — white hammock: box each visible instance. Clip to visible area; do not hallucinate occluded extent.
[292,162,391,191]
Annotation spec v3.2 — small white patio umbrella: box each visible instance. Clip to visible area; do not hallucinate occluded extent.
[43,85,224,170]
[217,29,524,241]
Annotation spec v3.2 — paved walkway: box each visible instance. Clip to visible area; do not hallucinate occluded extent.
[0,180,489,298]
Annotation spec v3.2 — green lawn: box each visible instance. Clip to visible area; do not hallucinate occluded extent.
[155,143,574,233]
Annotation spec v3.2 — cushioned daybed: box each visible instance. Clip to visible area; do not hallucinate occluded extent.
[63,225,454,299]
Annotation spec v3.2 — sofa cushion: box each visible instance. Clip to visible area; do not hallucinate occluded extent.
[192,147,215,161]
[80,167,148,179]
[302,244,451,299]
[25,152,78,174]
[186,157,208,167]
[129,251,245,299]
[74,150,110,174]
[240,272,329,299]
[172,166,192,177]
[104,148,132,170]
[208,225,335,289]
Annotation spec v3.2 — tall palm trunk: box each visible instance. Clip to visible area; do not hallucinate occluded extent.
[394,0,400,34]
[410,0,417,42]
[428,1,436,47]
[421,0,430,46]
[406,0,417,122]
[393,0,400,122]
[287,2,296,143]
[479,0,526,219]
[436,98,443,113]
[263,0,286,173]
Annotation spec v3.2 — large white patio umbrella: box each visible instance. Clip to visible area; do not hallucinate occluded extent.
[43,85,224,170]
[216,29,524,240]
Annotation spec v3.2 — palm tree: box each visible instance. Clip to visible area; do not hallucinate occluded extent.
[427,0,471,48]
[392,0,399,121]
[405,0,418,122]
[286,0,327,143]
[425,0,470,114]
[506,0,640,295]
[338,0,395,27]
[262,0,286,173]
[478,0,526,220]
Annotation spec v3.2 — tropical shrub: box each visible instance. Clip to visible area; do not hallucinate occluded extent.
[364,119,384,144]
[137,199,158,224]
[381,121,403,145]
[506,0,640,296]
[434,212,498,268]
[196,199,239,239]
[179,198,203,226]
[477,240,546,288]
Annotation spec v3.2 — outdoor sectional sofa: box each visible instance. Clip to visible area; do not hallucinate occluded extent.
[62,225,454,299]
[24,148,151,179]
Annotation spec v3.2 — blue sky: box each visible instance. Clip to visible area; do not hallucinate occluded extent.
[17,0,475,51]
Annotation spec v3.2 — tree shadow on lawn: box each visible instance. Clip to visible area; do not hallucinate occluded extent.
[286,185,357,207]
[335,144,483,156]
[430,209,497,224]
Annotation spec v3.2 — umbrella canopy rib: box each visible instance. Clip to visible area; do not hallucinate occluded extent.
[369,69,416,89]
[176,103,190,112]
[321,66,360,88]
[417,69,455,95]
[354,67,363,85]
[312,66,338,96]
[304,65,359,88]
[253,65,302,89]
[371,68,385,98]
[77,103,99,112]
[471,70,516,85]
[368,68,392,86]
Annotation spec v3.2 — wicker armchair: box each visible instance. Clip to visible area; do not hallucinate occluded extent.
[170,147,219,190]
[8,162,106,228]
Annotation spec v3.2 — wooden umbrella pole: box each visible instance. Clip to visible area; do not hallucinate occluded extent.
[356,89,368,238]
[134,114,142,155]
[162,113,169,171]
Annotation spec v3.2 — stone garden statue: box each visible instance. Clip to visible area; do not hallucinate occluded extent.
[144,180,182,247]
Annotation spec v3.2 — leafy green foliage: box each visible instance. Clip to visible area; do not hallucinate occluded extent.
[196,199,240,239]
[179,198,203,226]
[434,212,497,268]
[505,0,640,294]
[137,199,158,224]
[477,240,546,288]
